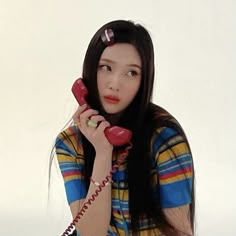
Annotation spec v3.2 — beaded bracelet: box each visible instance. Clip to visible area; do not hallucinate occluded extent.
[90,177,112,187]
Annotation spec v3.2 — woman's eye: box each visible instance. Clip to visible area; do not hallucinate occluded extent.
[99,65,111,71]
[127,70,138,77]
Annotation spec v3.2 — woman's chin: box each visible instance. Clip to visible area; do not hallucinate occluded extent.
[102,105,123,115]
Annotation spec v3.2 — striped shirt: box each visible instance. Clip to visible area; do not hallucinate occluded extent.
[55,120,193,235]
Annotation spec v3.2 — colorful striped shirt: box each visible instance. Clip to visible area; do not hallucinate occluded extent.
[55,120,193,235]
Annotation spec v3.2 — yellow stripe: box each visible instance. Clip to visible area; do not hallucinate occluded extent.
[112,189,129,200]
[157,142,189,164]
[57,154,75,162]
[64,175,83,182]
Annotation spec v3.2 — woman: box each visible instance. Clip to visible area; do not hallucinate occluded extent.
[54,20,195,236]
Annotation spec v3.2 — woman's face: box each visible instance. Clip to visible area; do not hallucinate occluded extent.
[97,43,142,114]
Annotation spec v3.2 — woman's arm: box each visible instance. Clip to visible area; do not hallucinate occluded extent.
[70,150,112,236]
[162,204,192,236]
[68,106,114,235]
[152,126,194,236]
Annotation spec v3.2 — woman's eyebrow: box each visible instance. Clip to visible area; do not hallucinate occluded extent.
[100,58,141,70]
[99,58,115,64]
[127,64,142,70]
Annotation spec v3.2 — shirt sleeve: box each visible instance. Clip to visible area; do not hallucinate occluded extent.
[55,125,86,205]
[152,127,193,208]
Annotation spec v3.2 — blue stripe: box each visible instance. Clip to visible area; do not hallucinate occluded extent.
[60,162,80,167]
[59,162,82,174]
[158,155,192,173]
[112,170,126,181]
[159,162,192,176]
[158,154,191,169]
[112,199,129,209]
[65,179,86,204]
[160,178,192,208]
[59,162,82,170]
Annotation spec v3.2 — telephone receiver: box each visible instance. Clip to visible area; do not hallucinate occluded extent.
[71,78,132,146]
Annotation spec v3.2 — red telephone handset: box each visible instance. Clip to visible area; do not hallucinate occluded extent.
[72,78,132,146]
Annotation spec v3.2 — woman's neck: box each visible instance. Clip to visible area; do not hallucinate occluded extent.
[104,112,122,125]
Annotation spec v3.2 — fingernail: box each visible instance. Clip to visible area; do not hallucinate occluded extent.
[81,103,87,107]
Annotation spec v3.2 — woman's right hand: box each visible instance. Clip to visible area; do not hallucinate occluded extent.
[72,104,113,154]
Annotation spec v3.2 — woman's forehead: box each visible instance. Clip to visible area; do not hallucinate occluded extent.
[100,43,141,67]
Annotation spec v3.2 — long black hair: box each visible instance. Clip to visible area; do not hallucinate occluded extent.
[52,19,195,235]
[80,19,156,223]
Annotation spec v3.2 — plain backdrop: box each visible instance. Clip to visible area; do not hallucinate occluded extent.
[0,0,235,235]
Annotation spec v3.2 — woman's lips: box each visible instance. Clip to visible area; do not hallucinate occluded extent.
[104,95,120,104]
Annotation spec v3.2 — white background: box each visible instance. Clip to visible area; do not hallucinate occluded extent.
[0,0,235,235]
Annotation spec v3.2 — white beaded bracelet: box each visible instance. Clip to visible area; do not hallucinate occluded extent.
[90,177,111,187]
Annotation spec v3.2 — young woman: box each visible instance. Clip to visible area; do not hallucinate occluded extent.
[54,20,195,236]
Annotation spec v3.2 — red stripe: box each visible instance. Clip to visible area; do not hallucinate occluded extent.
[63,170,82,177]
[159,167,192,180]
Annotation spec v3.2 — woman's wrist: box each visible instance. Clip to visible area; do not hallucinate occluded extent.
[90,176,112,187]
[95,147,113,158]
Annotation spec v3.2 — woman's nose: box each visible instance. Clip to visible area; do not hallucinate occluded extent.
[108,75,120,91]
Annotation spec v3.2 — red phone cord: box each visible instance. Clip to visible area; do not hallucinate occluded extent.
[61,143,132,236]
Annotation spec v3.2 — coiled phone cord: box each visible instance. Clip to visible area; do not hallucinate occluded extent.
[61,143,133,236]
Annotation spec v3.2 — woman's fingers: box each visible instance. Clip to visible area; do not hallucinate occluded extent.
[72,104,88,124]
[79,109,99,124]
[73,105,100,128]
[72,107,112,149]
[95,120,111,133]
[89,115,106,125]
